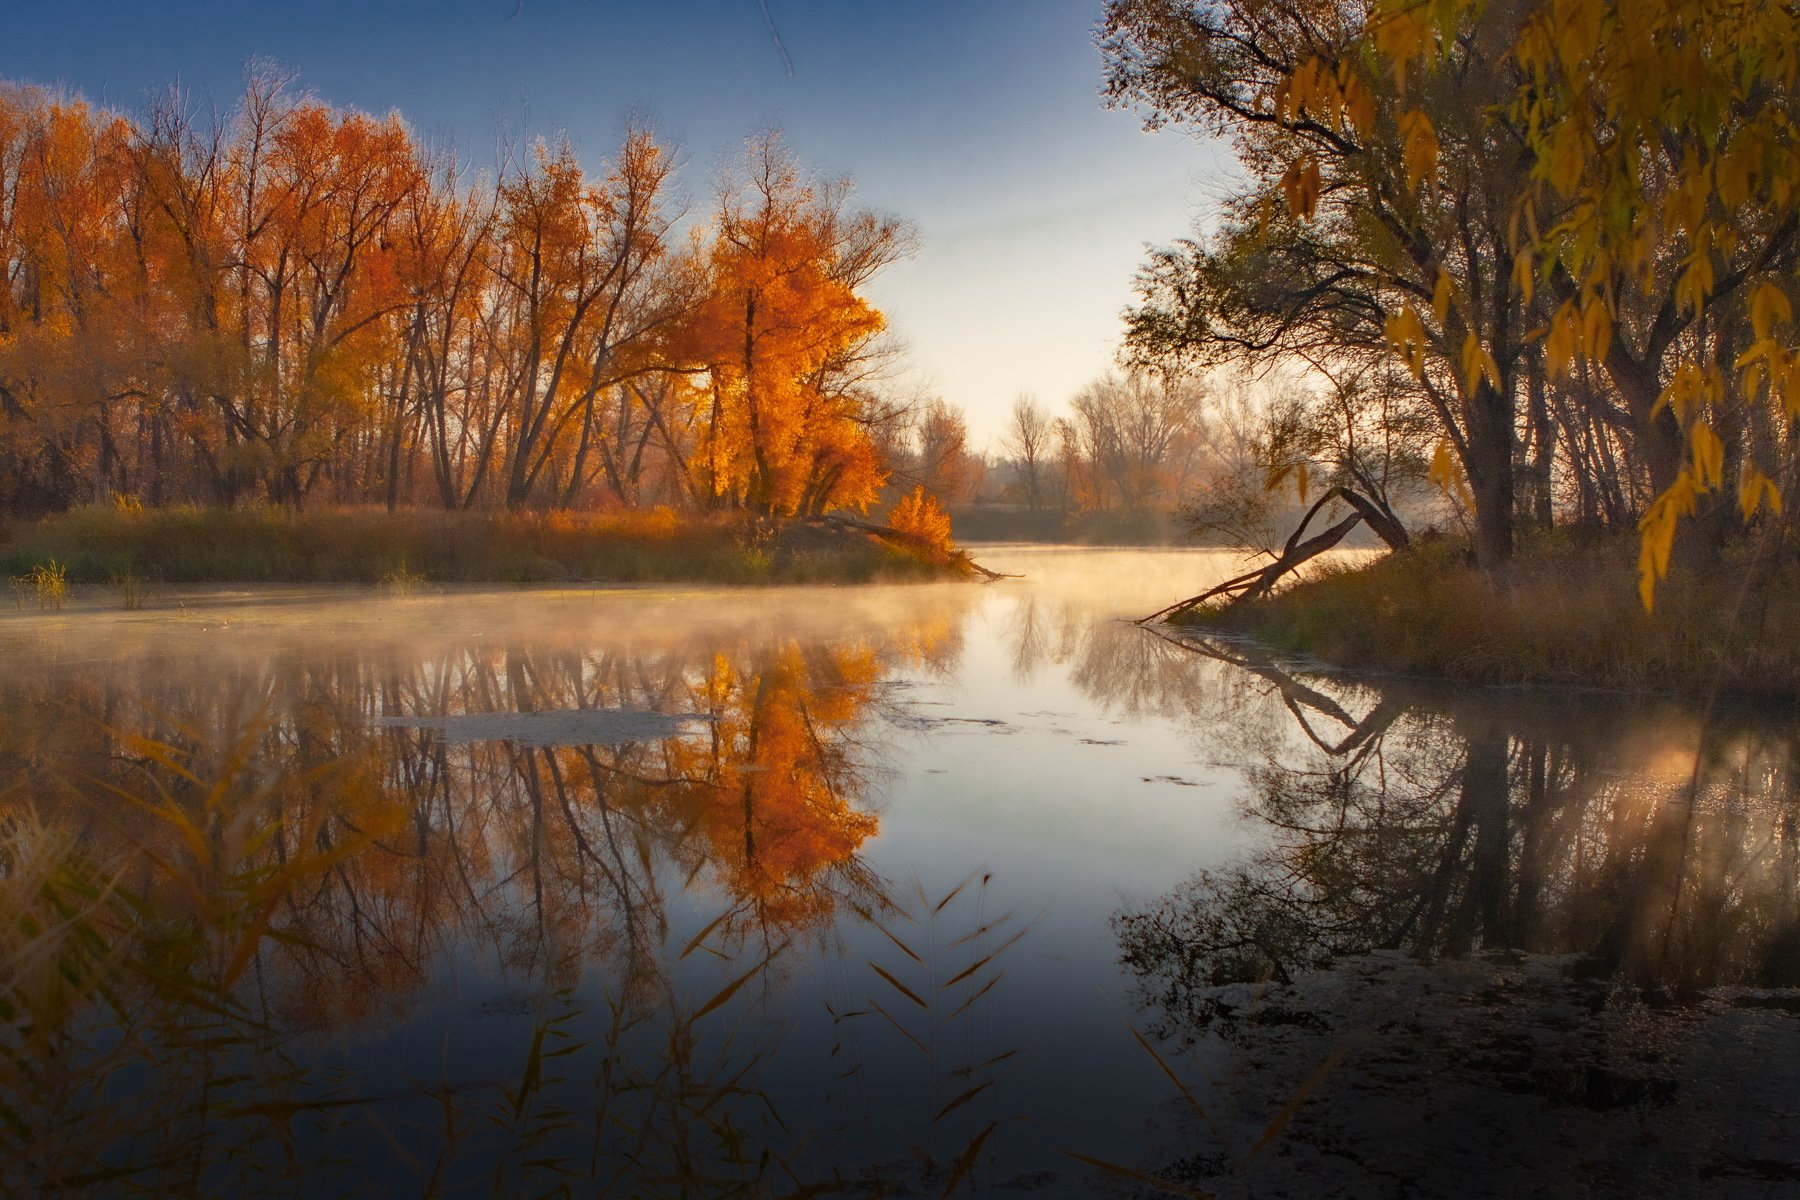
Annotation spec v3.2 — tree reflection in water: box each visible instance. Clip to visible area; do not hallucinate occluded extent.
[10,575,1796,1196]
[0,614,965,1195]
[1098,629,1800,1195]
[1115,633,1800,1016]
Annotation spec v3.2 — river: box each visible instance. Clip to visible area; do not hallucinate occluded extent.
[2,546,1795,1197]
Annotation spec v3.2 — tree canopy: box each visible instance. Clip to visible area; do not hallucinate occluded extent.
[0,73,918,524]
[1103,0,1800,602]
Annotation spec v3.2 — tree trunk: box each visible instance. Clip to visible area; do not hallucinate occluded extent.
[1465,380,1515,573]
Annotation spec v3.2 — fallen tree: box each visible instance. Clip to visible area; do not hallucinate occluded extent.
[1140,485,1406,623]
[799,516,1017,581]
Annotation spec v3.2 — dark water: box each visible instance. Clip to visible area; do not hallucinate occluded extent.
[3,547,1796,1197]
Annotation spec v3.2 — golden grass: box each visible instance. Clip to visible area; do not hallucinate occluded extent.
[1184,533,1800,698]
[0,504,957,587]
[10,560,67,609]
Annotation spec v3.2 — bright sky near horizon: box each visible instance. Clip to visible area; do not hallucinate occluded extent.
[0,0,1232,449]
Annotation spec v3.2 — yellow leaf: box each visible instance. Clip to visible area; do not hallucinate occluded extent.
[1717,138,1757,208]
[1636,473,1699,612]
[1676,251,1715,316]
[1384,302,1428,380]
[1512,248,1535,305]
[1342,75,1376,137]
[1742,358,1766,405]
[1739,465,1784,520]
[1548,122,1586,194]
[1460,332,1500,393]
[1279,57,1326,123]
[1281,157,1323,220]
[1429,439,1455,491]
[1654,363,1696,422]
[1689,421,1725,490]
[1579,298,1611,363]
[1370,6,1429,91]
[1545,301,1577,378]
[1553,0,1602,77]
[1399,110,1439,189]
[1749,279,1792,340]
[1428,438,1473,510]
[1432,268,1454,324]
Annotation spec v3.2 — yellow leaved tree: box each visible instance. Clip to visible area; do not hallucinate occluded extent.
[1106,0,1800,605]
[1354,0,1800,603]
[887,485,956,561]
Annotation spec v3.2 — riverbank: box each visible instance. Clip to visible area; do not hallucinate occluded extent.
[0,505,970,591]
[1177,535,1800,699]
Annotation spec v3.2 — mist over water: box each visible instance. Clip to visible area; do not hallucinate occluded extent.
[3,547,1795,1196]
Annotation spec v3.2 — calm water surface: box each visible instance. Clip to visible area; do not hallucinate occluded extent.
[4,546,1796,1197]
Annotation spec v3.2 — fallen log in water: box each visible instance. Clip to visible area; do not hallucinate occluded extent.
[805,516,1020,581]
[1139,485,1409,623]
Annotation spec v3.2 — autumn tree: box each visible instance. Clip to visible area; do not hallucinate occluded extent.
[0,87,148,509]
[0,74,925,523]
[901,396,979,503]
[679,133,913,522]
[1397,0,1800,601]
[1108,0,1800,600]
[1102,0,1543,571]
[461,129,683,509]
[213,69,426,505]
[373,145,495,510]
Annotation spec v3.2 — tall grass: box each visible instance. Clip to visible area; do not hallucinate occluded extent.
[111,568,144,610]
[1184,533,1800,698]
[10,559,67,609]
[825,869,1027,1195]
[0,504,957,587]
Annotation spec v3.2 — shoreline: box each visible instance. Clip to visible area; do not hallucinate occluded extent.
[1170,537,1800,703]
[0,505,976,591]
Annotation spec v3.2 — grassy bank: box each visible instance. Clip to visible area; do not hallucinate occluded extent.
[947,505,1187,545]
[1182,535,1800,699]
[0,505,962,589]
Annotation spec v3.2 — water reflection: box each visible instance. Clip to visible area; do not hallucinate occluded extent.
[1116,635,1800,1008]
[0,607,966,1195]
[3,557,1798,1196]
[1108,631,1800,1195]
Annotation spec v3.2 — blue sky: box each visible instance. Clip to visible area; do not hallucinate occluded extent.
[1,0,1230,446]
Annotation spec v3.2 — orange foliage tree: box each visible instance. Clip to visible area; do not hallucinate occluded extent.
[680,133,913,520]
[0,73,918,519]
[887,485,957,561]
